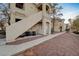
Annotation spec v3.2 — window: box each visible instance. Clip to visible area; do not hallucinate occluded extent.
[15,18,22,22]
[16,3,24,9]
[37,4,49,11]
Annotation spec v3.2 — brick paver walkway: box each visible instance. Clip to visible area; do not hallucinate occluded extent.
[17,33,79,56]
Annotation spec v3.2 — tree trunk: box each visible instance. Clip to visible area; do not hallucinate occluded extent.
[5,10,11,25]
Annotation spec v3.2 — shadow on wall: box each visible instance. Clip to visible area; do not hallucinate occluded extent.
[0,30,6,39]
[18,31,36,38]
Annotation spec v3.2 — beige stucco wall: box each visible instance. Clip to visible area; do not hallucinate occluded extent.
[29,18,52,35]
[51,20,65,32]
[61,20,65,31]
[10,3,39,24]
[9,3,51,35]
[24,4,39,16]
[28,22,42,34]
[42,18,51,35]
[54,20,60,32]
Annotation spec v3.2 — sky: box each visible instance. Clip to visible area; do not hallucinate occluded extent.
[0,3,9,20]
[59,3,79,24]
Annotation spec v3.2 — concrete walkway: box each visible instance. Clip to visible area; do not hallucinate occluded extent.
[0,32,65,56]
[0,38,6,45]
[7,35,46,45]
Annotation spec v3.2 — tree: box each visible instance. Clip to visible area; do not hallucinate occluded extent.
[0,3,10,25]
[0,20,4,31]
[72,18,79,32]
[0,3,10,31]
[50,3,63,33]
[0,18,6,35]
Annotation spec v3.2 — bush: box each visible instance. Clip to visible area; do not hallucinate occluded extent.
[31,31,36,35]
[73,31,79,34]
[19,31,36,38]
[65,29,70,32]
[0,30,6,35]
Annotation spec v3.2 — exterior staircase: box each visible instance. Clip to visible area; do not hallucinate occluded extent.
[6,11,42,42]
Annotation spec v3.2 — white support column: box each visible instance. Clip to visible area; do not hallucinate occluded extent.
[42,20,47,35]
[42,3,47,35]
[10,3,16,24]
[48,22,51,34]
[42,3,46,17]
